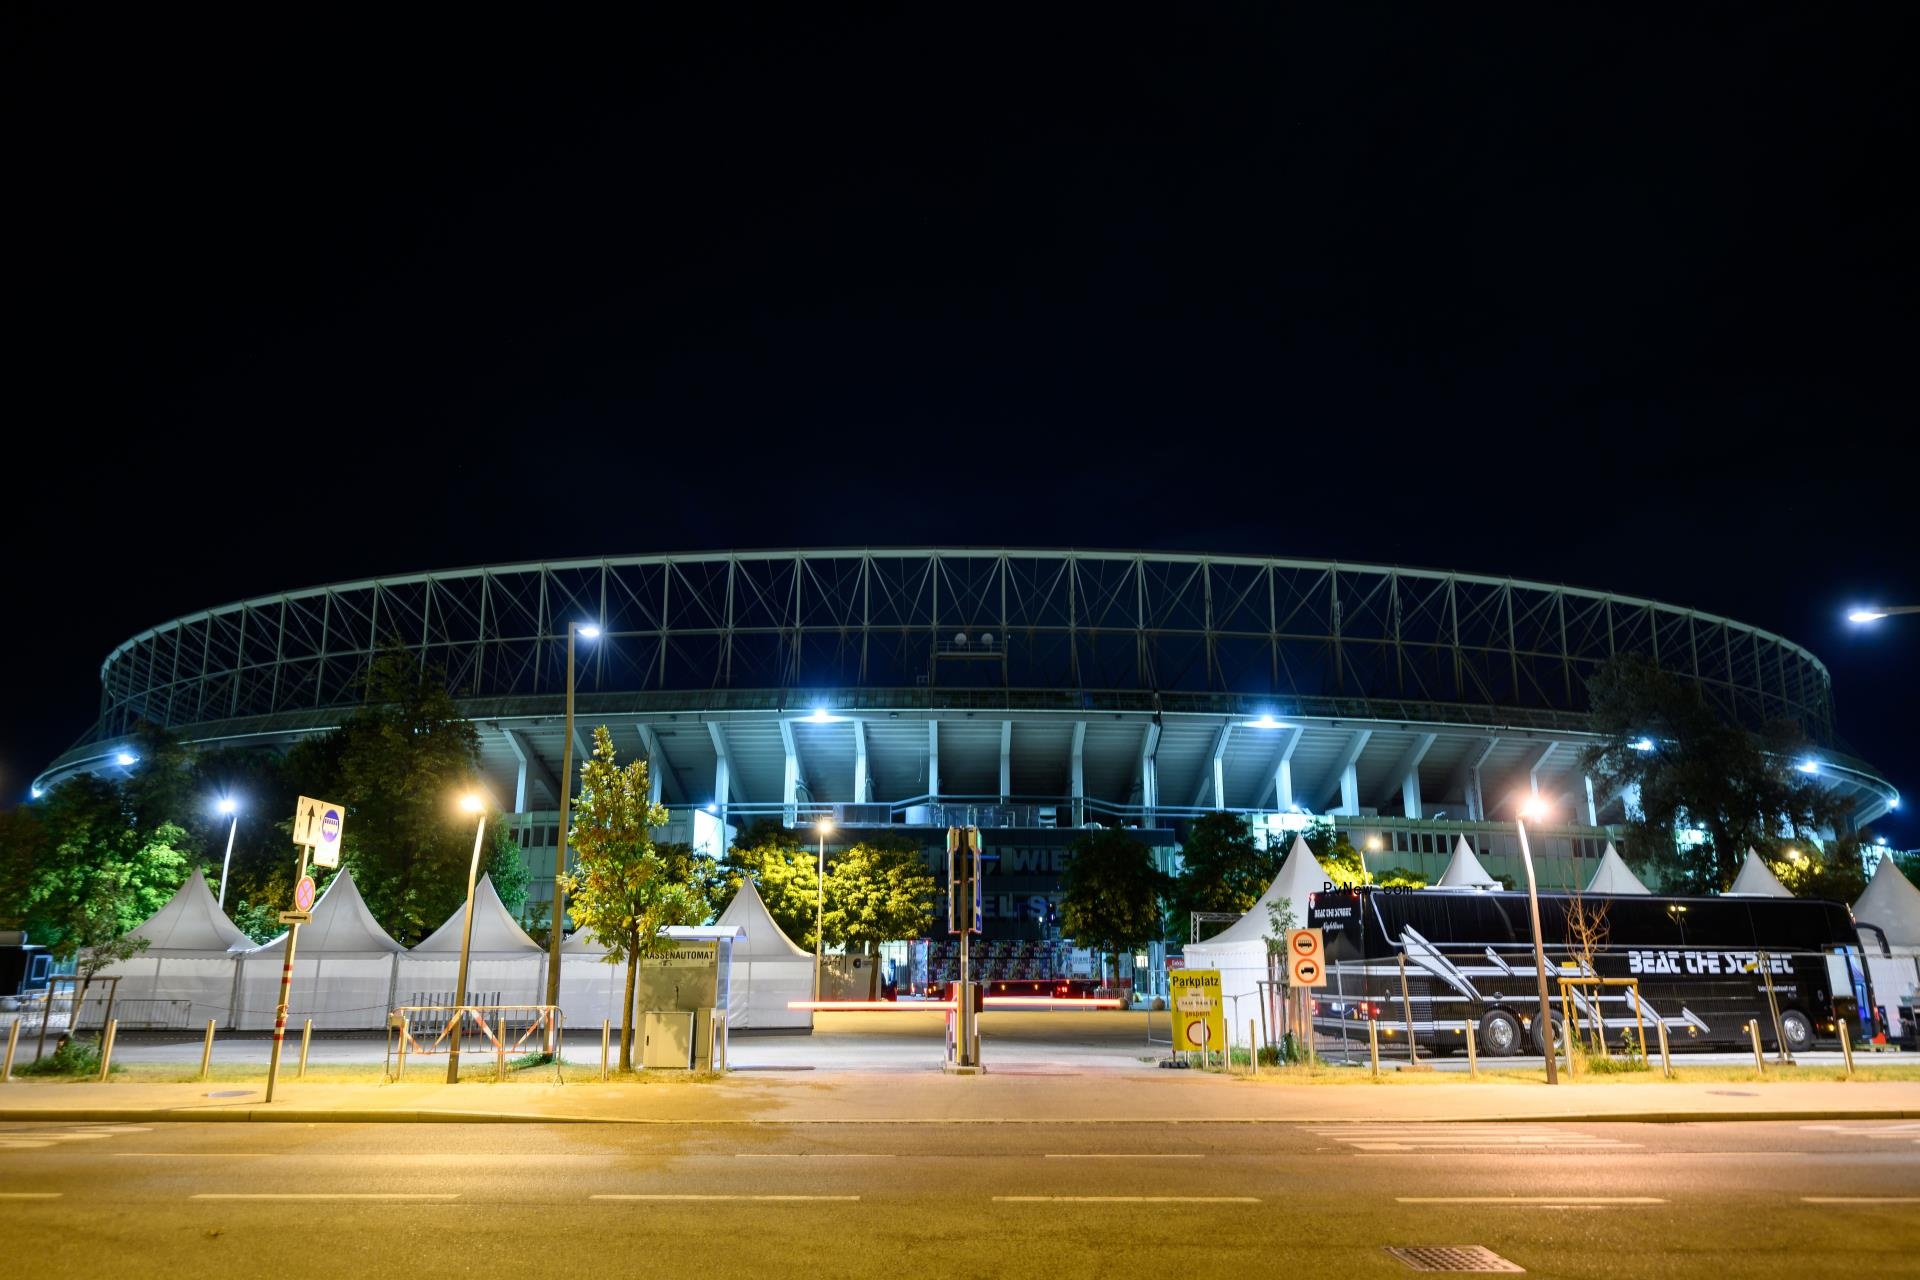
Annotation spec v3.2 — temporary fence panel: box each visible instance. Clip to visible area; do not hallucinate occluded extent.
[234,952,402,1031]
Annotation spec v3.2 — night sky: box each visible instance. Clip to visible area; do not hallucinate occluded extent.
[6,9,1915,836]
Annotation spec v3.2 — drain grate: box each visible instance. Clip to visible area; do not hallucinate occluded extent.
[1386,1246,1524,1273]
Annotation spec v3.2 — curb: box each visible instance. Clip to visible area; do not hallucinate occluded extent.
[4,1108,1917,1126]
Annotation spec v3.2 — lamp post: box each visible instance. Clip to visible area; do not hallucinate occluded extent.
[1848,606,1920,624]
[447,792,488,1084]
[1363,834,1382,885]
[1515,797,1559,1085]
[813,817,833,1000]
[544,622,600,1023]
[215,797,240,909]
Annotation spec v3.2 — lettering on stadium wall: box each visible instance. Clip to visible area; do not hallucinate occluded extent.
[1626,949,1792,976]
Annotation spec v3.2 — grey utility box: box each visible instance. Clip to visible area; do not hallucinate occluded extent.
[634,938,732,1071]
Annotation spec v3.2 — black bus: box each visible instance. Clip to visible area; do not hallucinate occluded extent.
[1307,886,1873,1057]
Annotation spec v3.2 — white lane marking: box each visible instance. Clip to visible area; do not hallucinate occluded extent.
[996,1196,1259,1204]
[1800,1196,1920,1205]
[1043,1153,1205,1160]
[1398,1196,1665,1205]
[0,1142,55,1150]
[191,1194,458,1201]
[33,1133,116,1142]
[733,1153,895,1159]
[1800,1123,1920,1145]
[592,1194,860,1202]
[1313,1125,1636,1154]
[0,1193,63,1200]
[113,1153,282,1159]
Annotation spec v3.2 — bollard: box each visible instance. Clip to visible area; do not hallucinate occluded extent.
[1563,1018,1577,1079]
[3,1019,19,1082]
[1398,954,1418,1066]
[1656,1020,1673,1078]
[298,1020,312,1080]
[396,1015,410,1082]
[1465,1019,1479,1080]
[1250,1020,1258,1077]
[600,1020,611,1081]
[496,1036,507,1084]
[199,1019,217,1082]
[1748,1020,1766,1074]
[1839,1021,1855,1076]
[1368,1018,1380,1078]
[96,1019,118,1082]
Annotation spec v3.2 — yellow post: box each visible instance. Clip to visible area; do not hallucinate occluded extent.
[1563,1016,1577,1079]
[298,1019,313,1080]
[199,1019,217,1082]
[1748,1020,1766,1073]
[1839,1020,1855,1076]
[1656,1020,1673,1078]
[600,1019,611,1081]
[95,1019,118,1081]
[2,1019,20,1082]
[1631,980,1647,1065]
[1465,1015,1479,1079]
[1250,1019,1258,1077]
[1368,1018,1380,1077]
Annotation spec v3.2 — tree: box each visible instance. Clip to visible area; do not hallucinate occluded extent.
[1307,831,1427,889]
[1767,837,1868,903]
[1169,814,1276,937]
[1581,655,1849,893]
[715,820,823,948]
[53,865,153,1050]
[298,645,496,944]
[6,775,192,950]
[822,838,934,998]
[1060,829,1174,986]
[559,726,706,1071]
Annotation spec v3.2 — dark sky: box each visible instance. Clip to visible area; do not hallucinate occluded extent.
[6,8,1916,837]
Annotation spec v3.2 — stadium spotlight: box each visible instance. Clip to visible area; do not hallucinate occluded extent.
[1848,605,1919,625]
[802,706,842,723]
[30,785,44,800]
[1629,738,1655,752]
[115,751,138,766]
[577,623,602,639]
[1241,713,1291,730]
[1797,759,1821,775]
[1848,610,1886,624]
[706,802,719,813]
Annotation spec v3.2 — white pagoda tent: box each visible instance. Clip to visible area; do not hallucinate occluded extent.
[1183,835,1329,1048]
[713,878,814,1031]
[1726,848,1793,898]
[1854,857,1920,1040]
[234,867,404,1030]
[100,868,251,1028]
[556,921,623,1033]
[1584,843,1651,896]
[397,874,547,1009]
[1435,836,1502,889]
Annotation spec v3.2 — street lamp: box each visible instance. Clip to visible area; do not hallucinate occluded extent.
[1515,795,1559,1085]
[545,621,601,1020]
[448,791,489,1084]
[214,797,240,910]
[1363,835,1382,885]
[813,817,833,1001]
[1848,606,1920,624]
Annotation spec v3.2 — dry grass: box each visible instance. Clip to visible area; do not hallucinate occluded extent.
[1225,1059,1920,1085]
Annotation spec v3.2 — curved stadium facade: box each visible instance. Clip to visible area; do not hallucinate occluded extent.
[38,550,1898,938]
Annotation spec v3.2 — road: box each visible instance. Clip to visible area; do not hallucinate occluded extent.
[4,1118,1917,1277]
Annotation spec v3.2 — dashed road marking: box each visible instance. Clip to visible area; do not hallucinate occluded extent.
[1398,1196,1665,1205]
[996,1195,1258,1203]
[1801,1196,1920,1205]
[592,1194,860,1202]
[192,1193,458,1202]
[1311,1124,1638,1153]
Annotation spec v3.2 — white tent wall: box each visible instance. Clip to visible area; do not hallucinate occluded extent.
[558,953,625,1036]
[233,952,401,1031]
[732,958,814,1030]
[1864,952,1920,1041]
[394,956,549,1011]
[99,955,241,1029]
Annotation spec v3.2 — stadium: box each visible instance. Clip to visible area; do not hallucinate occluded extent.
[33,549,1900,988]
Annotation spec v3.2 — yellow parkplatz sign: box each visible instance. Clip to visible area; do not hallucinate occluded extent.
[1170,968,1225,1053]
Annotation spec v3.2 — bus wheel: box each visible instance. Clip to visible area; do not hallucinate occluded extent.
[1780,1009,1814,1053]
[1530,1013,1564,1057]
[1479,1010,1523,1057]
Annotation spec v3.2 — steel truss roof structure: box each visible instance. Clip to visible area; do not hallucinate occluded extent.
[41,550,1896,827]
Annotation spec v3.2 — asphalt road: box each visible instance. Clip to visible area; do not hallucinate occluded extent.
[3,1118,1917,1277]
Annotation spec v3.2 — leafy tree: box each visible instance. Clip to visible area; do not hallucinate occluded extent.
[7,775,192,949]
[659,841,727,918]
[0,805,50,932]
[1767,837,1867,903]
[486,828,531,918]
[715,820,823,947]
[559,726,706,1071]
[822,837,934,998]
[1169,814,1276,935]
[1581,655,1849,893]
[295,645,495,943]
[1060,829,1174,986]
[1315,835,1427,889]
[53,865,153,1049]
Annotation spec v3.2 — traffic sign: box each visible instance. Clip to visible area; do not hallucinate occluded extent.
[295,796,346,868]
[1169,968,1225,1053]
[278,910,312,925]
[1286,927,1327,987]
[293,876,316,912]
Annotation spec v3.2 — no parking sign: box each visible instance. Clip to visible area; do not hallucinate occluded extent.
[1170,968,1225,1052]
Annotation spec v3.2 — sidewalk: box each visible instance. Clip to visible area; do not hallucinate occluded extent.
[4,1069,1918,1128]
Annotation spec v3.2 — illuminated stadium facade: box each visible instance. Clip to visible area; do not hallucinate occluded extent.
[38,550,1899,941]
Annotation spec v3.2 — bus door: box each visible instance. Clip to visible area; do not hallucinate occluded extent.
[1826,947,1872,1037]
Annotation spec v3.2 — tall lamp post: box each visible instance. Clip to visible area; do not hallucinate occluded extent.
[447,792,489,1084]
[813,817,834,1000]
[1516,796,1559,1085]
[544,622,600,1026]
[214,797,240,909]
[1848,606,1920,624]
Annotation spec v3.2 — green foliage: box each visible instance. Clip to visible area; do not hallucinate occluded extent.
[229,898,286,945]
[1314,834,1426,889]
[485,827,531,918]
[15,1037,113,1078]
[658,841,727,920]
[822,837,934,997]
[559,726,706,1071]
[716,820,823,948]
[1061,829,1174,975]
[1170,813,1276,931]
[1581,654,1848,893]
[295,645,493,944]
[1766,838,1868,903]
